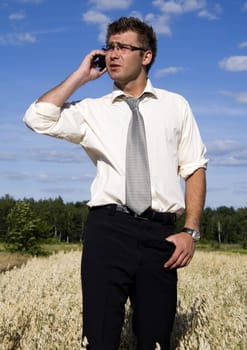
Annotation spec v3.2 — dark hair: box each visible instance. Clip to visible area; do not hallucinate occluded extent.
[106,16,157,73]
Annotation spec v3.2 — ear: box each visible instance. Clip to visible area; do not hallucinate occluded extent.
[142,50,153,67]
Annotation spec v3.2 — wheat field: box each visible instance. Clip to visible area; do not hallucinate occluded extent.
[0,250,246,350]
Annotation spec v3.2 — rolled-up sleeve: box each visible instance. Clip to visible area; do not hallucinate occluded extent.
[23,101,87,144]
[24,102,61,129]
[178,102,208,179]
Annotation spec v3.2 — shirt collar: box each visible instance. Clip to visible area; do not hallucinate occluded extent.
[111,79,158,103]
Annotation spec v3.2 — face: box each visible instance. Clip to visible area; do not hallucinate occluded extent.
[105,31,151,87]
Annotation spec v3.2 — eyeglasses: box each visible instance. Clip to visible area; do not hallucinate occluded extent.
[103,42,147,54]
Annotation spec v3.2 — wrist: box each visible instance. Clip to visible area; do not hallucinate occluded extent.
[182,227,201,242]
[71,69,89,87]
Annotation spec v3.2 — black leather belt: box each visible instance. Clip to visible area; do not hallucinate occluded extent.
[91,204,176,224]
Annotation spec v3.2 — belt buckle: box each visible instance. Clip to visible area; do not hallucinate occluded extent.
[136,210,150,220]
[135,213,149,220]
[139,208,154,221]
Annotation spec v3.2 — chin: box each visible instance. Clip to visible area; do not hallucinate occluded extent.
[108,72,123,82]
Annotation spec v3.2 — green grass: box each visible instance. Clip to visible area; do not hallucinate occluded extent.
[41,242,82,254]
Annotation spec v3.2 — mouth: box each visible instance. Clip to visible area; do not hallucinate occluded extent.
[109,64,121,71]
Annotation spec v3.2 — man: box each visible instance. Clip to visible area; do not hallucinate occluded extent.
[24,16,207,350]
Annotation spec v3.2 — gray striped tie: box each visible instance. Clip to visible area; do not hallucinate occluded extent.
[125,97,151,215]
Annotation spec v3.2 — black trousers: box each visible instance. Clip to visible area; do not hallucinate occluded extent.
[81,206,177,350]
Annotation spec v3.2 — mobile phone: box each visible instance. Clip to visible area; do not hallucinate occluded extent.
[93,54,106,70]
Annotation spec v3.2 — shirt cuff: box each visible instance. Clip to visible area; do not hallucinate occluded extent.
[179,160,208,179]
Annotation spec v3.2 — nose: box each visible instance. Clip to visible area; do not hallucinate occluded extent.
[109,47,121,59]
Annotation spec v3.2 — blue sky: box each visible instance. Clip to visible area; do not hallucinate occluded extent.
[1,0,247,209]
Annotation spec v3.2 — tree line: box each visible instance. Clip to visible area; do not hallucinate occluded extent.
[0,194,246,254]
[0,195,89,254]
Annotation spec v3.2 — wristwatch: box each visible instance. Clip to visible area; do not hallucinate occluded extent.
[182,227,201,242]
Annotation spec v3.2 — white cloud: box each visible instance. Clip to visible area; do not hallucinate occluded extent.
[88,0,132,10]
[82,10,110,42]
[219,56,247,71]
[8,11,26,20]
[152,0,183,14]
[207,139,243,156]
[220,91,247,104]
[148,0,222,38]
[198,9,218,20]
[145,13,171,35]
[154,66,185,78]
[239,41,247,48]
[82,10,109,25]
[207,139,247,167]
[194,103,247,117]
[152,0,207,14]
[242,2,247,12]
[183,0,206,12]
[210,156,247,167]
[0,27,71,46]
[234,92,247,104]
[0,32,36,45]
[83,0,221,40]
[213,158,247,167]
[152,0,221,18]
[130,10,143,19]
[0,170,93,184]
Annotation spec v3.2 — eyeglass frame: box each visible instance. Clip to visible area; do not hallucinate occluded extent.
[102,42,148,54]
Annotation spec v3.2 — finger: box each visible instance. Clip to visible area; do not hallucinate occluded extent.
[165,252,187,269]
[164,234,195,269]
[164,246,182,269]
[177,248,195,268]
[177,255,191,268]
[164,243,194,269]
[89,49,106,59]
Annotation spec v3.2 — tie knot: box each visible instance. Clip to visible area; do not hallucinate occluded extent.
[126,97,140,111]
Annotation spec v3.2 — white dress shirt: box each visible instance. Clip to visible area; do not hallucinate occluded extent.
[23,79,208,216]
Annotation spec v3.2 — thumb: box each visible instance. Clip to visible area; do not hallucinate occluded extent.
[165,234,175,243]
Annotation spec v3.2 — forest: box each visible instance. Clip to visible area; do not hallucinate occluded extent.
[0,194,247,252]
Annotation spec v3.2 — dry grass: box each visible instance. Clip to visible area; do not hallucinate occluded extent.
[171,253,246,350]
[0,251,246,349]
